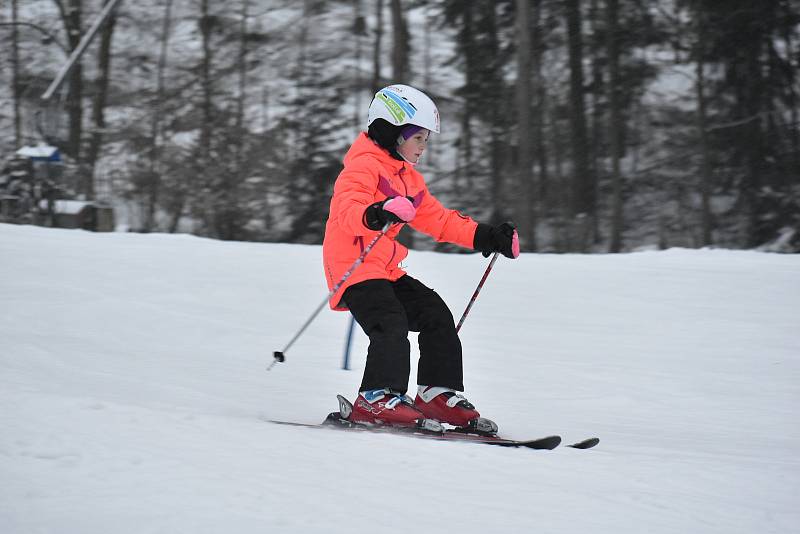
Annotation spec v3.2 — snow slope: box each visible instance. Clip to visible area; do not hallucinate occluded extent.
[1,224,798,533]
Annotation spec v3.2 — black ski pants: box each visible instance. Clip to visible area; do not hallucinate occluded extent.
[342,275,464,394]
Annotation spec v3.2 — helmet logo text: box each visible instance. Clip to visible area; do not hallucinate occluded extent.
[377,90,417,124]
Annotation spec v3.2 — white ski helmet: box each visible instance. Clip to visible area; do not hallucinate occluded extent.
[367,84,440,134]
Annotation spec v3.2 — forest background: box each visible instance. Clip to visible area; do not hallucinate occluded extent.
[1,0,798,253]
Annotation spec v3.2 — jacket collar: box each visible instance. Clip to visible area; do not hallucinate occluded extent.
[344,132,407,173]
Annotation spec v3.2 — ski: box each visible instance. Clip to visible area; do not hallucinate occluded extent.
[266,394,599,450]
[567,437,600,449]
[268,414,563,449]
[268,417,599,449]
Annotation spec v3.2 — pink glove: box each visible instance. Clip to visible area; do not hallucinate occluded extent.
[382,196,416,223]
[511,229,520,258]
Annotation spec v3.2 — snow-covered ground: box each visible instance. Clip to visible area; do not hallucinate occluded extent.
[1,223,798,533]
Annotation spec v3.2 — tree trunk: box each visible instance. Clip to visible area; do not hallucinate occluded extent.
[353,0,365,133]
[460,2,475,186]
[781,1,799,181]
[11,0,22,147]
[234,0,249,169]
[199,0,213,159]
[550,102,568,250]
[390,0,409,82]
[607,0,624,252]
[198,0,214,235]
[515,0,535,250]
[564,0,592,251]
[221,0,250,241]
[84,0,117,200]
[390,0,414,248]
[481,2,506,222]
[532,0,548,210]
[371,0,384,93]
[422,1,436,167]
[741,21,765,247]
[145,0,174,232]
[694,15,713,247]
[60,0,84,163]
[235,0,249,138]
[168,194,186,234]
[589,0,603,244]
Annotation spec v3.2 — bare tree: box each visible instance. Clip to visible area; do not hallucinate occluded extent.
[531,0,548,210]
[144,0,174,232]
[694,11,713,247]
[189,0,216,235]
[783,1,800,173]
[215,0,251,240]
[11,0,22,147]
[588,0,603,244]
[390,0,409,82]
[235,0,249,139]
[52,0,84,161]
[390,0,413,248]
[84,0,118,199]
[564,0,593,251]
[607,0,623,252]
[353,0,366,132]
[459,2,475,183]
[515,0,535,250]
[371,0,384,92]
[422,1,436,167]
[233,0,249,182]
[198,0,214,162]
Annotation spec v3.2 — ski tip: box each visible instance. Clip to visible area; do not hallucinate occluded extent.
[518,435,561,450]
[568,437,600,449]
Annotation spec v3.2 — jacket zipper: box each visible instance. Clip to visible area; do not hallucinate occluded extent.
[398,165,408,195]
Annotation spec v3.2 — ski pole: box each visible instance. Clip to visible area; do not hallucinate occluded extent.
[269,222,392,370]
[455,252,500,333]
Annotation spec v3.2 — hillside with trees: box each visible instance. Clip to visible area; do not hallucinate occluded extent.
[1,0,798,252]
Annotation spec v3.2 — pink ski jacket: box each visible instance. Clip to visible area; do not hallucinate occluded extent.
[323,132,478,310]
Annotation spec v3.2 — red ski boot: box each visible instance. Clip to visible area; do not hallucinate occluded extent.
[413,386,498,434]
[349,389,428,428]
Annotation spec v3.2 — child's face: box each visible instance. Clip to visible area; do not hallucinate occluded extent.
[397,129,430,164]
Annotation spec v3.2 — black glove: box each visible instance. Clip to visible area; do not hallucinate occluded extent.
[473,221,520,259]
[363,196,416,231]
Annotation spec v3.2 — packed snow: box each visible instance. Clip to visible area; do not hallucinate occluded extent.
[1,223,798,533]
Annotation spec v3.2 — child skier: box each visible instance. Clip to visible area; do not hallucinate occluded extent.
[322,84,519,432]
